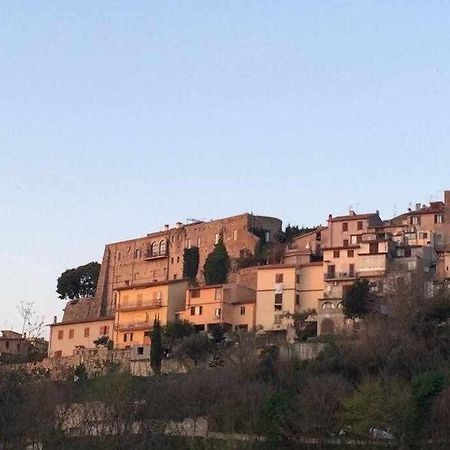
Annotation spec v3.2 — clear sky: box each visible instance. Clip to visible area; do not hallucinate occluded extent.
[1,1,450,333]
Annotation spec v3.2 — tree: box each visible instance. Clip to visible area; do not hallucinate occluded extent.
[203,237,230,285]
[182,246,199,282]
[16,301,44,338]
[174,334,215,366]
[342,278,375,319]
[56,261,100,300]
[93,335,113,349]
[150,318,163,375]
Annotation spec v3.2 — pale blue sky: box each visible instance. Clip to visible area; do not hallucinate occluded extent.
[1,1,450,333]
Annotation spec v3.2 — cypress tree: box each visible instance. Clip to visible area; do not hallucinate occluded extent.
[203,237,230,285]
[150,317,163,375]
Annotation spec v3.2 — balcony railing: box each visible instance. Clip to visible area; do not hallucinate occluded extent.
[324,272,356,281]
[118,299,162,311]
[116,320,153,331]
[144,250,168,260]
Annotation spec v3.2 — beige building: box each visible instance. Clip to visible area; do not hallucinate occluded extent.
[178,283,256,332]
[48,317,114,358]
[114,279,187,349]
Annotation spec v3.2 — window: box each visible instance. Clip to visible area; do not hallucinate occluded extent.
[342,222,348,232]
[116,251,122,261]
[84,328,90,337]
[356,235,362,244]
[159,240,167,255]
[137,347,144,355]
[124,333,128,342]
[240,306,246,315]
[190,306,195,316]
[186,239,191,249]
[57,330,63,340]
[274,293,283,311]
[54,350,62,358]
[233,230,238,241]
[410,216,420,225]
[327,265,336,279]
[347,249,354,257]
[350,235,358,245]
[275,273,284,283]
[337,302,343,309]
[357,221,363,230]
[130,333,134,341]
[173,274,177,280]
[151,241,158,256]
[295,294,300,306]
[333,250,340,258]
[191,289,200,298]
[369,242,378,254]
[135,249,142,258]
[69,329,74,339]
[343,239,349,247]
[191,306,203,315]
[265,231,271,242]
[296,274,300,284]
[171,257,174,264]
[435,214,444,224]
[215,233,220,245]
[5,341,9,350]
[177,256,180,263]
[349,264,355,277]
[214,308,221,317]
[100,326,109,335]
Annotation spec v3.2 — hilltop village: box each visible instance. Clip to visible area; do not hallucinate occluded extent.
[46,190,450,359]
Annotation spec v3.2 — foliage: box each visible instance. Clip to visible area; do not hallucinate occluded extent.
[284,309,317,341]
[182,246,199,282]
[210,324,226,344]
[174,333,215,366]
[93,335,113,349]
[57,261,101,300]
[280,224,318,243]
[163,320,196,344]
[342,278,375,319]
[150,318,163,375]
[203,237,230,285]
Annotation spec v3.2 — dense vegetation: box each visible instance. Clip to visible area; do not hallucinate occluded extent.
[203,237,230,285]
[2,280,450,449]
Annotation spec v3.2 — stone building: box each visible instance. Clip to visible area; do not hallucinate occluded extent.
[93,213,282,318]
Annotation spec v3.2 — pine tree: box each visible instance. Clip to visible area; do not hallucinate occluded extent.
[150,317,163,375]
[203,237,230,285]
[183,246,200,282]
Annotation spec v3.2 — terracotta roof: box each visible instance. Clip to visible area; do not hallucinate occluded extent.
[49,316,114,327]
[330,213,377,222]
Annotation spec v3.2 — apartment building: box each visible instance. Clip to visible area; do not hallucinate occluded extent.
[178,283,256,332]
[48,317,114,358]
[114,279,187,349]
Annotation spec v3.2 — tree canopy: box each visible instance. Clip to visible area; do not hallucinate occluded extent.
[56,262,101,300]
[342,278,375,319]
[203,237,230,285]
[150,318,163,375]
[182,246,199,282]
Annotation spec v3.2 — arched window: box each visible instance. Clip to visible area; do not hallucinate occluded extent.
[151,242,158,256]
[336,302,343,309]
[321,318,335,334]
[159,240,167,256]
[321,301,334,309]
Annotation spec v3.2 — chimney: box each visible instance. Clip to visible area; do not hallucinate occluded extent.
[53,316,57,324]
[328,214,333,221]
[176,222,183,229]
[163,224,169,231]
[415,203,421,211]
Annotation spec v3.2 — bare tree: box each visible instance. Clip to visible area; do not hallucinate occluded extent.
[16,301,44,338]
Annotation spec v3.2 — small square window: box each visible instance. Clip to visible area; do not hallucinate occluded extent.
[333,250,340,258]
[343,239,349,247]
[240,306,246,315]
[84,328,90,337]
[342,223,348,232]
[137,347,144,355]
[57,330,63,340]
[357,221,363,230]
[275,273,284,283]
[191,289,200,298]
[347,249,354,257]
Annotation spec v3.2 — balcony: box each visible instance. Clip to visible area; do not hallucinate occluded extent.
[324,271,356,281]
[118,299,162,312]
[116,320,153,332]
[144,250,168,260]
